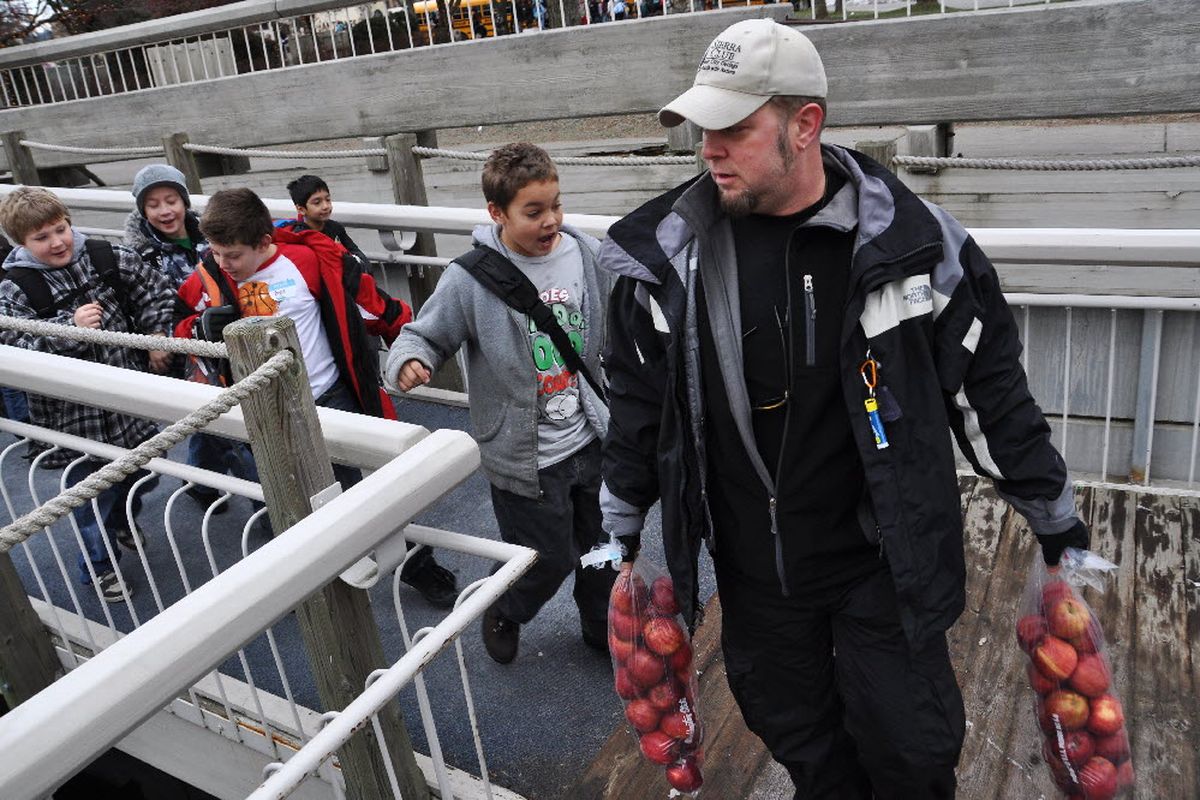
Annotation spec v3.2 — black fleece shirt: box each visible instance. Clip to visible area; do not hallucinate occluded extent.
[699,169,879,596]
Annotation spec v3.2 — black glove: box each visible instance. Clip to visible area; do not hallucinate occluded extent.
[1035,519,1090,566]
[197,304,238,342]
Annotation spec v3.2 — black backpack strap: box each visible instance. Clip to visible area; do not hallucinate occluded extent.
[457,245,607,403]
[4,267,59,318]
[85,238,147,331]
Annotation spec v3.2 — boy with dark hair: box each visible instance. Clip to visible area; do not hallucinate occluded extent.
[176,188,459,608]
[282,174,369,264]
[386,142,615,663]
[0,187,175,603]
[123,164,257,510]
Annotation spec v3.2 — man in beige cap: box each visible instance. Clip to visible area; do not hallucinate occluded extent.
[598,18,1088,798]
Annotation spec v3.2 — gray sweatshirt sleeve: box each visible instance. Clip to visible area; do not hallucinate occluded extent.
[384,264,474,392]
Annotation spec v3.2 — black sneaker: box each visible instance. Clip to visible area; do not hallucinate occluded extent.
[97,570,132,604]
[482,604,519,664]
[114,526,143,551]
[186,485,229,515]
[580,617,608,653]
[400,556,459,609]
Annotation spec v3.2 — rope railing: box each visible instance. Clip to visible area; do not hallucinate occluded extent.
[182,142,388,159]
[411,145,697,166]
[19,140,165,157]
[0,348,292,553]
[892,154,1200,171]
[0,314,228,359]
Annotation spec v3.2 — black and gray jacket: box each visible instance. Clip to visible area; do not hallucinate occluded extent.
[598,144,1080,646]
[122,209,207,289]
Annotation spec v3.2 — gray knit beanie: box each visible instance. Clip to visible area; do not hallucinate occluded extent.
[132,164,190,213]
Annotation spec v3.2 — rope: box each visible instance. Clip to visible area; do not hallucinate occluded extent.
[19,140,164,156]
[411,146,697,166]
[0,314,228,359]
[0,349,293,553]
[892,154,1200,171]
[182,143,387,159]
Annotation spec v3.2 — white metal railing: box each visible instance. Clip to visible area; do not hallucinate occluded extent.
[0,0,1094,109]
[0,340,541,800]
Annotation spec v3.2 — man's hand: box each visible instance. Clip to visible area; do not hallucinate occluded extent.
[395,359,431,392]
[1035,519,1091,566]
[73,302,102,329]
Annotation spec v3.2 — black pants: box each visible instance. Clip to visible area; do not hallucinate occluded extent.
[717,558,963,800]
[488,438,615,625]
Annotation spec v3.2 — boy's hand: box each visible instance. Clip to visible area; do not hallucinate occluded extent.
[73,302,103,329]
[147,333,171,374]
[396,359,431,392]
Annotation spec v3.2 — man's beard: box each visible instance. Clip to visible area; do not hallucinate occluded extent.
[718,187,759,218]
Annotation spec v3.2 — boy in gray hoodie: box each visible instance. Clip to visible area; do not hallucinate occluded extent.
[386,143,615,663]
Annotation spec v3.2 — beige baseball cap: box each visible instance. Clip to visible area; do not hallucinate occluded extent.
[659,19,827,130]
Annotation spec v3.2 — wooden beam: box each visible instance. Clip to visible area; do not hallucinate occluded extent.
[1,131,40,185]
[223,316,430,800]
[0,552,61,710]
[5,2,1196,170]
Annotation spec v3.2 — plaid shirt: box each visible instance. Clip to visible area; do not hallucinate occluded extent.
[0,235,175,466]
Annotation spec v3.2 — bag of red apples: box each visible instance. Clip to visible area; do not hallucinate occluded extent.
[1016,547,1134,799]
[609,562,704,795]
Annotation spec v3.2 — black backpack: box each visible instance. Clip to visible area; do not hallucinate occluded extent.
[0,239,133,323]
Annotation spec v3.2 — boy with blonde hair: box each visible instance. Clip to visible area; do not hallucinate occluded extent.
[0,187,175,603]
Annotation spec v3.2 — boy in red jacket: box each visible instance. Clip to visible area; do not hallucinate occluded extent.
[177,188,458,607]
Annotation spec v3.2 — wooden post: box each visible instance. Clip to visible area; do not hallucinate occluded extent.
[1,131,40,186]
[856,139,898,172]
[383,130,465,392]
[0,552,61,710]
[223,316,430,800]
[162,132,203,195]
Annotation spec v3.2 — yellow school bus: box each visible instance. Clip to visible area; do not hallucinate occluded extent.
[407,0,516,40]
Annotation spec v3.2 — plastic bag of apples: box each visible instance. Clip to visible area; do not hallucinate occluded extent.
[609,562,704,795]
[1016,547,1134,799]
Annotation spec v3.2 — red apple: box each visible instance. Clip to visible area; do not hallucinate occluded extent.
[647,679,680,712]
[660,709,698,741]
[1016,614,1049,654]
[1035,635,1079,682]
[1045,689,1090,731]
[665,756,704,792]
[625,698,661,733]
[1087,695,1124,736]
[609,633,635,663]
[670,639,693,672]
[1093,730,1130,764]
[1068,654,1111,698]
[627,649,666,688]
[1028,663,1057,695]
[1077,756,1118,800]
[1048,597,1092,640]
[610,572,648,615]
[1059,730,1096,767]
[1115,759,1134,791]
[1070,623,1101,655]
[1042,579,1076,613]
[610,608,641,642]
[615,667,640,700]
[643,616,685,656]
[650,575,680,616]
[639,730,680,765]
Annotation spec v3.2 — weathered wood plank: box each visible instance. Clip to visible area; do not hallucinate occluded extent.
[3,0,1198,163]
[1129,492,1196,797]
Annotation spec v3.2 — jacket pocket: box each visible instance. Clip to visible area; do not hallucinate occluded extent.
[472,404,509,443]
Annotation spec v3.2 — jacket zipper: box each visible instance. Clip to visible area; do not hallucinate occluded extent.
[803,274,816,367]
[769,496,787,590]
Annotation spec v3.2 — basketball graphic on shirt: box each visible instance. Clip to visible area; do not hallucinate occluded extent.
[545,392,579,421]
[238,281,278,317]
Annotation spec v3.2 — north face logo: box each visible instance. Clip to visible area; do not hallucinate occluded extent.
[904,284,932,305]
